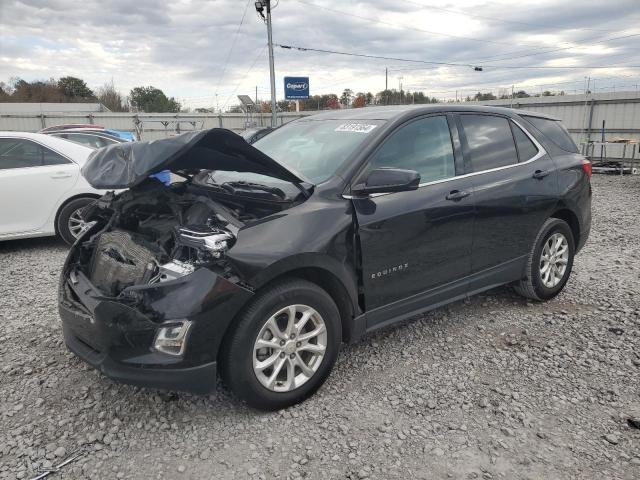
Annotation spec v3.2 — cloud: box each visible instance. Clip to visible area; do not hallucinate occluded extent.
[1,0,639,107]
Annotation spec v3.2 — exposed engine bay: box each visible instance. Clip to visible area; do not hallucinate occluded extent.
[74,178,302,296]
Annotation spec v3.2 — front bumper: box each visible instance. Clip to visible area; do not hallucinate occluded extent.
[59,264,253,394]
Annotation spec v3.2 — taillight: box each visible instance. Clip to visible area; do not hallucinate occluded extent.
[581,159,592,178]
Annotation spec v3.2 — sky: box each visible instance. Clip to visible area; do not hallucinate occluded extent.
[1,0,640,110]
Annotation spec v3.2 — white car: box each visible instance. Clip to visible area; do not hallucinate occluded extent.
[0,131,110,245]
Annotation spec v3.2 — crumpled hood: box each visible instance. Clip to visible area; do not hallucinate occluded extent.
[81,128,304,189]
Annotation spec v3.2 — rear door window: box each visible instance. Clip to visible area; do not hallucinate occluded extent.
[522,116,578,153]
[459,115,518,172]
[511,122,539,162]
[0,138,70,169]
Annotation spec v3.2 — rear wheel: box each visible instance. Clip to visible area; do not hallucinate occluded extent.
[56,197,96,245]
[514,218,575,301]
[221,279,341,410]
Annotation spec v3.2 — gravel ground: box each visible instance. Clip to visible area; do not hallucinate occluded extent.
[1,174,639,480]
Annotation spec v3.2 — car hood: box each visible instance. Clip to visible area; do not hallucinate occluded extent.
[81,128,305,189]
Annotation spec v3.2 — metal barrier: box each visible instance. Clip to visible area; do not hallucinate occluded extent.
[580,142,640,175]
[0,111,317,140]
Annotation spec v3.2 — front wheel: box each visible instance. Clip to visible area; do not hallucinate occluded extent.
[514,218,575,301]
[220,279,341,410]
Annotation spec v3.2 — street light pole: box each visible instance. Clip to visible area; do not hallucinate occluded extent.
[265,0,277,127]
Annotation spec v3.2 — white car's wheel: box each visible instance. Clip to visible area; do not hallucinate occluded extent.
[56,197,96,245]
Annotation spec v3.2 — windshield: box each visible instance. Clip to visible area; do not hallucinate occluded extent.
[250,119,384,183]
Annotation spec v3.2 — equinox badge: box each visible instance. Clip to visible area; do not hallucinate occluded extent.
[371,263,409,279]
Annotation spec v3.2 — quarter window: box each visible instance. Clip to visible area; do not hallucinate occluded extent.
[0,138,70,170]
[511,123,539,161]
[367,116,455,183]
[460,115,518,172]
[522,116,578,153]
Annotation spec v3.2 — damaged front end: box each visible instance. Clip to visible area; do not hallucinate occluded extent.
[59,181,260,393]
[58,129,310,393]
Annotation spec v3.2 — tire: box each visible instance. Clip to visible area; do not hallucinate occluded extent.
[514,218,575,301]
[220,279,342,410]
[56,197,96,246]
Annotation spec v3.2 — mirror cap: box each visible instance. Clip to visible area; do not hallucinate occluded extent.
[352,167,420,195]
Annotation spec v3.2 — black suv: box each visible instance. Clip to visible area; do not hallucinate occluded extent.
[59,105,591,410]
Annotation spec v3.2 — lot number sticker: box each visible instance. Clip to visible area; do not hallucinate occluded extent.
[335,123,378,133]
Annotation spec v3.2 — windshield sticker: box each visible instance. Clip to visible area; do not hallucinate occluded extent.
[335,123,378,133]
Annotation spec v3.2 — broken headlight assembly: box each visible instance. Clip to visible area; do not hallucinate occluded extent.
[176,225,234,259]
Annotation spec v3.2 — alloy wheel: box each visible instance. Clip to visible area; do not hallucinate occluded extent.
[539,232,569,288]
[67,208,89,239]
[253,304,327,392]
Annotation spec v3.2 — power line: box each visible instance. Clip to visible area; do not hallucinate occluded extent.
[276,43,640,71]
[480,32,640,64]
[293,0,640,67]
[277,44,480,68]
[214,0,252,96]
[220,44,268,110]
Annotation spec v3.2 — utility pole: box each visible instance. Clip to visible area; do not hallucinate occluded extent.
[385,68,388,105]
[266,0,277,127]
[256,1,277,127]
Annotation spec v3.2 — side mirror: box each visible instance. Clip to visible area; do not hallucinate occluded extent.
[352,168,421,195]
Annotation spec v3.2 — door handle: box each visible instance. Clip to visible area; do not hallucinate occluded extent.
[446,189,471,201]
[50,173,72,179]
[532,169,550,180]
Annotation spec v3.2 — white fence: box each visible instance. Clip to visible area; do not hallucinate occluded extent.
[0,111,315,140]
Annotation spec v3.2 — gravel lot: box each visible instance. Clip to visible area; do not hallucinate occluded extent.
[1,174,639,480]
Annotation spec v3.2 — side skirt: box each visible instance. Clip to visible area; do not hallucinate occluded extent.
[349,255,526,342]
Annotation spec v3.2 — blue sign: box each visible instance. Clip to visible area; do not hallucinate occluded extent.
[284,76,309,100]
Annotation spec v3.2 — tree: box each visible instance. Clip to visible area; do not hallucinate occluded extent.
[96,81,128,111]
[365,92,374,105]
[411,91,439,104]
[303,94,340,110]
[58,76,94,99]
[326,95,340,109]
[473,92,497,101]
[352,94,366,108]
[0,82,9,100]
[129,86,180,113]
[11,78,65,102]
[340,88,353,107]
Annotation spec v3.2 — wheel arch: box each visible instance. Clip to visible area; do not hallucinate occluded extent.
[550,207,580,248]
[242,254,361,343]
[269,267,357,342]
[53,193,101,235]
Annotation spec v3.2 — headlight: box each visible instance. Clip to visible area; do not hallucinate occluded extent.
[177,226,234,258]
[153,320,192,356]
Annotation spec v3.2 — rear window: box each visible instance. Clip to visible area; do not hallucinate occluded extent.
[523,116,578,153]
